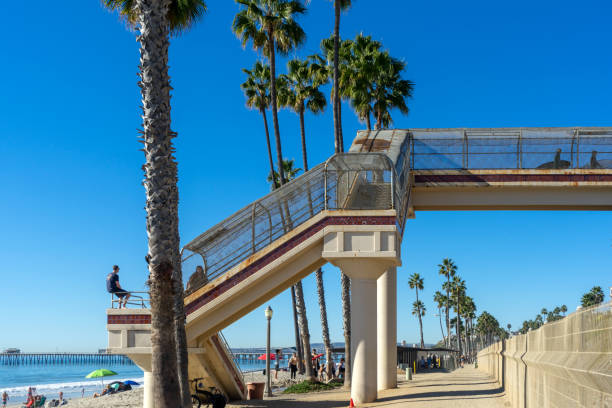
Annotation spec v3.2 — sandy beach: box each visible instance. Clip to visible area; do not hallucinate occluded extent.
[6,388,144,408]
[5,371,305,408]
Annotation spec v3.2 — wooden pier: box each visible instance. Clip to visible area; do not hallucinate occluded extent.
[0,353,134,366]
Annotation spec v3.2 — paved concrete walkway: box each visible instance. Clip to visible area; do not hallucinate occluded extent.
[227,365,507,407]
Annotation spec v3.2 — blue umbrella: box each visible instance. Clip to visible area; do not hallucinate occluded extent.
[124,380,140,386]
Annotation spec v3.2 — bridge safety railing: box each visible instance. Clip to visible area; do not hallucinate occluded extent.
[218,331,244,382]
[410,128,612,170]
[110,291,150,309]
[182,151,412,297]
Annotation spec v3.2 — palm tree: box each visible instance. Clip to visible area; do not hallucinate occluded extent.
[233,0,306,185]
[452,276,466,354]
[438,258,457,348]
[369,52,413,129]
[267,158,302,185]
[241,61,278,188]
[561,304,567,316]
[278,58,326,172]
[103,1,206,406]
[412,300,426,344]
[433,291,447,345]
[462,296,475,357]
[408,273,425,347]
[581,286,605,307]
[345,34,382,130]
[541,307,548,322]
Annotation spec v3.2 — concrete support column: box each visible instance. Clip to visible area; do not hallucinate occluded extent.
[377,266,397,391]
[143,371,154,408]
[351,277,379,403]
[322,226,401,404]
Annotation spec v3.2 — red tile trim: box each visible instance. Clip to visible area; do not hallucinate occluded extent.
[211,335,245,395]
[107,314,151,325]
[415,173,612,184]
[184,215,396,315]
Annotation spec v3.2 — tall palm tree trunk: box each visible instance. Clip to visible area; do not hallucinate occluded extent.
[338,96,344,151]
[171,220,190,407]
[416,289,424,348]
[260,108,278,189]
[294,281,315,380]
[299,107,308,173]
[291,286,305,373]
[365,112,371,130]
[267,31,285,185]
[333,1,341,152]
[438,307,445,345]
[334,1,351,388]
[341,272,351,388]
[464,317,470,357]
[297,106,332,379]
[137,0,181,405]
[446,277,450,348]
[315,268,333,378]
[455,293,462,354]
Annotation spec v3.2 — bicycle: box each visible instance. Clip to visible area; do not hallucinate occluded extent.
[190,378,227,408]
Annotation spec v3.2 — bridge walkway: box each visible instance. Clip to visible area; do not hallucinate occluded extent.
[224,365,506,407]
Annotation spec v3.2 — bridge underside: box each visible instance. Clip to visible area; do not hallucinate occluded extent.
[411,169,612,211]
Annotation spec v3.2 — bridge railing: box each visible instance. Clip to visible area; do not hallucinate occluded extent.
[182,151,412,296]
[110,291,150,309]
[410,128,612,170]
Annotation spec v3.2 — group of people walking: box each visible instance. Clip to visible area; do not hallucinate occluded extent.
[276,349,346,382]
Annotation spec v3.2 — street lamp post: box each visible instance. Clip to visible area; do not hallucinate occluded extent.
[265,305,273,397]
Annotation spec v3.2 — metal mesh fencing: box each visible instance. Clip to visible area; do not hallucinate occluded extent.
[411,128,612,170]
[182,152,410,294]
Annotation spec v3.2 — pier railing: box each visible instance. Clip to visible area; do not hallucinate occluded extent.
[0,352,134,366]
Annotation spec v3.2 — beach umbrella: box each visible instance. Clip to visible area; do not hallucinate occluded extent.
[85,369,117,386]
[257,353,278,360]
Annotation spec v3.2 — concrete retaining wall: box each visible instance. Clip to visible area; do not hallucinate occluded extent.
[477,301,611,408]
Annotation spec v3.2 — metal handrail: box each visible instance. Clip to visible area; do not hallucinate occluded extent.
[110,291,150,309]
[182,152,412,296]
[218,331,244,382]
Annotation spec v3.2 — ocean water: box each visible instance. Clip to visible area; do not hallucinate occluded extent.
[0,359,272,402]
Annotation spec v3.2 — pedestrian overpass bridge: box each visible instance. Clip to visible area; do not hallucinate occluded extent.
[106,127,612,406]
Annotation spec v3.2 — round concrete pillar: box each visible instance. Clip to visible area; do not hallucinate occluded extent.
[351,277,378,403]
[143,371,154,408]
[377,266,397,390]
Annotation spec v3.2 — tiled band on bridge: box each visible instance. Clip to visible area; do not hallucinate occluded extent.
[184,215,396,316]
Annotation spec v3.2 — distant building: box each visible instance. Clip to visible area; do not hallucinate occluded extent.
[3,348,20,354]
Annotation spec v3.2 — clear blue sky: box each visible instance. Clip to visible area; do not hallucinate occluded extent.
[1,0,610,351]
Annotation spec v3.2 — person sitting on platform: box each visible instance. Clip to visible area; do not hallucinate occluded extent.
[107,265,130,308]
[185,265,208,295]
